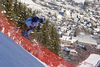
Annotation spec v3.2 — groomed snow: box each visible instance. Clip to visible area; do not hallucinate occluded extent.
[77,54,100,67]
[0,32,47,67]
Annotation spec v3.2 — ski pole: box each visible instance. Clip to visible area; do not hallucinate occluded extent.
[24,4,31,17]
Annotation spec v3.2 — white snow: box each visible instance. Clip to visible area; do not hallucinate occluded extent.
[17,0,44,12]
[72,36,97,45]
[17,0,82,19]
[0,32,48,67]
[74,0,85,3]
[77,54,100,67]
[74,0,93,3]
[96,45,100,49]
[87,0,94,2]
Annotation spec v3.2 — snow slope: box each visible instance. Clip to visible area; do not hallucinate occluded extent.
[17,0,81,18]
[0,32,47,67]
[17,0,44,11]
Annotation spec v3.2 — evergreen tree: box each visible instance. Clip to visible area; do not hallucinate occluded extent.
[2,0,61,56]
[2,0,34,31]
[42,20,50,46]
[49,24,61,55]
[2,0,13,19]
[2,0,13,14]
[13,0,18,14]
[41,20,61,55]
[11,0,20,24]
[32,11,36,17]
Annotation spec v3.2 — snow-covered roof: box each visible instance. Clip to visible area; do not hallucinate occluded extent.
[87,0,94,2]
[74,0,93,3]
[60,36,67,41]
[74,0,85,3]
[72,36,97,45]
[65,10,70,15]
[96,45,100,49]
[57,14,63,20]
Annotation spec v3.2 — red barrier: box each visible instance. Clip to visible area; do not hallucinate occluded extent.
[0,26,2,31]
[0,13,73,67]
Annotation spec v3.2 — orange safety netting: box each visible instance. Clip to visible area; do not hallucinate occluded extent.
[0,13,73,67]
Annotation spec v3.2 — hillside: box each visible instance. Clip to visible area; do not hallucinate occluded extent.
[0,0,100,67]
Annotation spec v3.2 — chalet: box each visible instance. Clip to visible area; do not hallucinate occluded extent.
[64,10,71,18]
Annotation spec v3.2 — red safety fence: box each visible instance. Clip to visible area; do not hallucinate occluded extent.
[0,13,73,67]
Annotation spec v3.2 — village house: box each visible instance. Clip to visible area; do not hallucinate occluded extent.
[64,10,71,19]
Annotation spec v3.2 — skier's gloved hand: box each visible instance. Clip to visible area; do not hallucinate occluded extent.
[30,26,33,29]
[33,26,36,28]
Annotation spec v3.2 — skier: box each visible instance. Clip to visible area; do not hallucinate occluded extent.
[22,16,46,36]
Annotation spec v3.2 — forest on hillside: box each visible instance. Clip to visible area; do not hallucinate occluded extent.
[1,0,61,56]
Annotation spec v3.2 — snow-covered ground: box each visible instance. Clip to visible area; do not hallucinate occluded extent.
[77,54,100,67]
[17,0,56,18]
[0,32,47,67]
[72,36,97,45]
[17,0,82,19]
[18,0,43,10]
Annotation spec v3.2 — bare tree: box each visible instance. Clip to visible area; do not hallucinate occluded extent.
[74,28,81,37]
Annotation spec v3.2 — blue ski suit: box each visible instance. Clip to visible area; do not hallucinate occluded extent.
[26,17,40,35]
